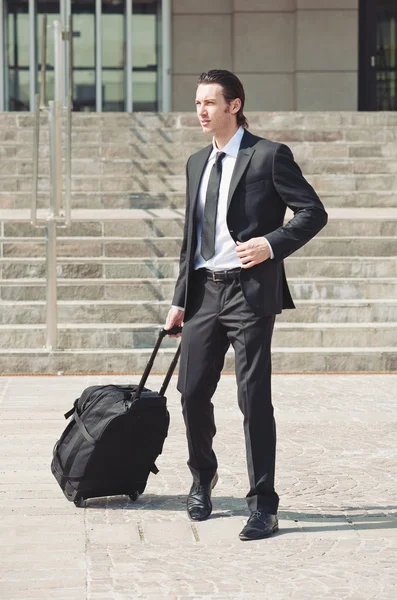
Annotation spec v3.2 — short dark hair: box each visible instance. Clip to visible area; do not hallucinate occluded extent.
[197,70,249,129]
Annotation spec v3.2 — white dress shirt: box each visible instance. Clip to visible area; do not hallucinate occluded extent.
[172,126,273,311]
[194,126,246,270]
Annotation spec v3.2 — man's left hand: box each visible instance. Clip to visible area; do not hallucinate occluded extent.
[236,237,271,269]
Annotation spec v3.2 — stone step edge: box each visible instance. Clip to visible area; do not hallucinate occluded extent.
[6,122,397,130]
[1,277,397,286]
[0,275,397,285]
[5,170,397,176]
[0,322,395,330]
[1,299,396,306]
[5,156,397,164]
[1,190,397,199]
[0,350,395,373]
[1,193,396,205]
[2,235,397,242]
[0,209,185,221]
[5,122,397,131]
[2,207,397,221]
[7,139,397,145]
[0,256,395,264]
[1,346,396,354]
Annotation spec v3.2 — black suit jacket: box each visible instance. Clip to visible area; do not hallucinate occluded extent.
[172,129,328,317]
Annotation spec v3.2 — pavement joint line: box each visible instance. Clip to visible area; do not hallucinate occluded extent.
[190,523,200,543]
[0,371,396,377]
[137,521,145,543]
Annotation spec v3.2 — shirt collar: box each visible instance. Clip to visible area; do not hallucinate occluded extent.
[211,126,245,159]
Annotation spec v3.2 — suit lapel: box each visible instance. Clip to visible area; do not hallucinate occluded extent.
[188,144,213,224]
[227,145,255,211]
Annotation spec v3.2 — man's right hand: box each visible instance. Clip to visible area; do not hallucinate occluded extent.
[165,307,184,337]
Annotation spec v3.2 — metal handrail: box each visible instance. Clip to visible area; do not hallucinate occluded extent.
[64,14,72,227]
[31,92,40,226]
[30,17,73,350]
[47,99,58,349]
[39,15,47,108]
[31,15,48,226]
[53,20,63,216]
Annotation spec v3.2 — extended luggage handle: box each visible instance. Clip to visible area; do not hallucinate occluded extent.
[132,326,182,401]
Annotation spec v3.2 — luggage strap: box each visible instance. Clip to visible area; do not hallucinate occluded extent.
[52,448,159,481]
[64,398,79,420]
[52,461,87,482]
[74,411,96,445]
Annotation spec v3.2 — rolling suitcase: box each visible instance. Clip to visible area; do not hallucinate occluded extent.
[51,326,182,507]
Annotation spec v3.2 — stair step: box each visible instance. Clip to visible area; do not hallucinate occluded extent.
[308,174,397,192]
[5,156,397,177]
[4,110,397,128]
[301,158,397,174]
[7,125,397,144]
[1,299,396,324]
[2,256,396,279]
[2,236,396,258]
[2,190,397,210]
[1,277,397,302]
[0,322,395,350]
[5,142,397,162]
[0,347,395,374]
[2,214,397,238]
[4,172,397,195]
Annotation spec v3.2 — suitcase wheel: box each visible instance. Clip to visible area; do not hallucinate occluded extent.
[129,491,140,502]
[74,497,86,508]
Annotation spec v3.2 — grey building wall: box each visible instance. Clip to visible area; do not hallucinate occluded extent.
[172,0,359,111]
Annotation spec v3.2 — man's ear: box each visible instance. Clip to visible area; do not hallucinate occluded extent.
[232,99,242,114]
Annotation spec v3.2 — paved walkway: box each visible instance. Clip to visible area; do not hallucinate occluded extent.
[0,374,396,599]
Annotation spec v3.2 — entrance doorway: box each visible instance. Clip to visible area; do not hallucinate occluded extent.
[359,0,397,110]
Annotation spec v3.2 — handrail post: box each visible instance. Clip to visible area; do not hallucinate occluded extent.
[47,100,58,350]
[53,20,63,215]
[31,15,48,226]
[31,93,40,226]
[40,14,47,108]
[32,17,73,351]
[46,218,58,350]
[64,14,72,227]
[45,20,66,350]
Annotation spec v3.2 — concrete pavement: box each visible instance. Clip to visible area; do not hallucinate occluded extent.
[0,373,396,599]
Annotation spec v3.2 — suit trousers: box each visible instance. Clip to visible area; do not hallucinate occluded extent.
[177,268,279,514]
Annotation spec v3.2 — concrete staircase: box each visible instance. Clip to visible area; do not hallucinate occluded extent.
[0,112,396,373]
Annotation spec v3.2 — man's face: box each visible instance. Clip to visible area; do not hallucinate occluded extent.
[195,83,236,136]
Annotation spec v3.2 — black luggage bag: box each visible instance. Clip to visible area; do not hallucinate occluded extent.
[51,326,182,507]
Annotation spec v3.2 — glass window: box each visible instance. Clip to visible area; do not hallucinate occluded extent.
[5,1,60,111]
[102,0,124,111]
[131,1,160,111]
[7,0,30,110]
[37,2,61,106]
[3,0,162,112]
[376,0,397,110]
[72,1,96,111]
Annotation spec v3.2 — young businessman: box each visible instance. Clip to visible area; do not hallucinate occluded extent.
[165,70,328,540]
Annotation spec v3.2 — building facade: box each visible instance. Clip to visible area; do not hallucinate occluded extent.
[0,0,396,113]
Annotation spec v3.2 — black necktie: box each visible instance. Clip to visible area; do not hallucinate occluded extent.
[201,151,226,261]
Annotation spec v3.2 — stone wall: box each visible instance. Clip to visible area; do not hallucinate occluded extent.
[172,0,358,111]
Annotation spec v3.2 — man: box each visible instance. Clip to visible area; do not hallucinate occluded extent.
[165,70,328,541]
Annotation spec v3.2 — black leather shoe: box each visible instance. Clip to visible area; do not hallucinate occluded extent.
[187,473,218,521]
[239,511,279,541]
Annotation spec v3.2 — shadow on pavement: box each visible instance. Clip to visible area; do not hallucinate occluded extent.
[83,494,397,532]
